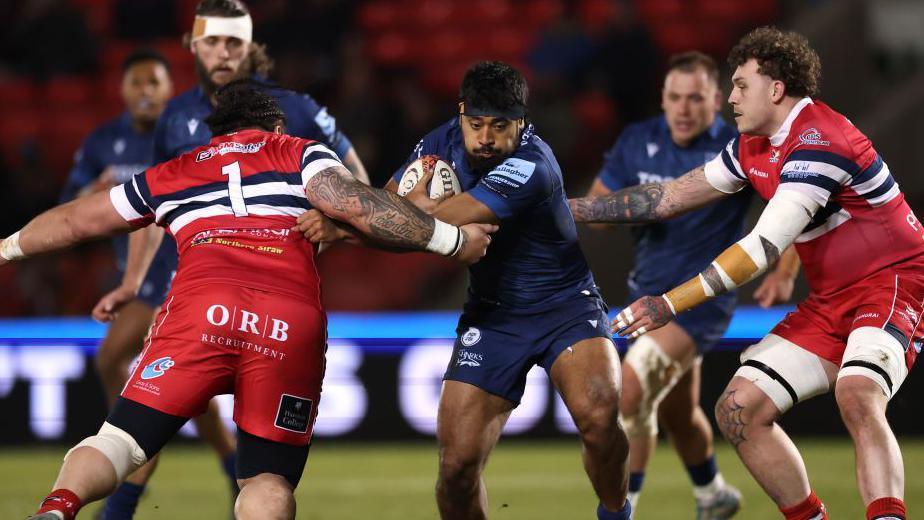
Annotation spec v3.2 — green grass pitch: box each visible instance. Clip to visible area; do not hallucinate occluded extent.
[2,438,922,519]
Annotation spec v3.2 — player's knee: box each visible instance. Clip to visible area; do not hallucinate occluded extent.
[236,473,294,520]
[835,377,886,429]
[438,450,482,489]
[66,422,148,481]
[572,392,621,447]
[714,381,776,440]
[618,409,656,439]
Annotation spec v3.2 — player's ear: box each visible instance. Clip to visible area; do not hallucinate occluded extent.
[274,125,284,135]
[770,80,786,104]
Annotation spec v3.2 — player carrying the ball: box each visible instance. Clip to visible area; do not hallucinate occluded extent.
[570,27,921,520]
[297,61,633,520]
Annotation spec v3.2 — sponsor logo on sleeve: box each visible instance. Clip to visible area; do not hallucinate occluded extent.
[314,108,337,138]
[799,128,830,146]
[187,118,200,136]
[113,138,126,156]
[769,148,781,163]
[483,158,536,193]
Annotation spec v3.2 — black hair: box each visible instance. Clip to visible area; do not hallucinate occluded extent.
[195,0,249,16]
[459,61,529,119]
[122,48,171,74]
[205,79,286,136]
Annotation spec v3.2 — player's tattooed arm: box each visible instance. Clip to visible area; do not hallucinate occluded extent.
[306,166,436,248]
[304,166,497,264]
[569,166,728,223]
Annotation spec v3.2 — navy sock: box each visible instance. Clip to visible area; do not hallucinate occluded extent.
[628,472,645,493]
[597,500,632,520]
[101,481,145,520]
[221,452,237,480]
[222,452,240,496]
[686,455,718,487]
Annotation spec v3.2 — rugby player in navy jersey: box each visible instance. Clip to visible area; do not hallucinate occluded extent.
[57,48,202,520]
[87,1,370,517]
[296,61,632,520]
[581,51,798,519]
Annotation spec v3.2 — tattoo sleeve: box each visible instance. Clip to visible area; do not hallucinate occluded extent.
[569,166,724,223]
[305,166,435,250]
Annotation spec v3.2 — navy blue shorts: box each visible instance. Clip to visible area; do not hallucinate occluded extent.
[135,237,177,309]
[628,291,735,353]
[445,292,613,404]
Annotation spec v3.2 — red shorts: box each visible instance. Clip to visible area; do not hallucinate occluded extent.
[771,261,924,370]
[122,284,327,446]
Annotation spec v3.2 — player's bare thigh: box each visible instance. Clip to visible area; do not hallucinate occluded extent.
[437,381,514,460]
[95,300,158,397]
[550,337,621,414]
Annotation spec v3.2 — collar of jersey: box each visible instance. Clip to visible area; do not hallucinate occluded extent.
[769,97,813,147]
[209,128,268,144]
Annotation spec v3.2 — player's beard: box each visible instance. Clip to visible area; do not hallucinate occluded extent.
[466,146,505,173]
[195,55,251,99]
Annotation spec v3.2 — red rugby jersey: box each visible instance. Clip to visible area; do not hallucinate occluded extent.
[110,129,344,305]
[705,98,924,295]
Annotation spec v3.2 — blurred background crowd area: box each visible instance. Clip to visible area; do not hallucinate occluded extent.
[0,0,922,315]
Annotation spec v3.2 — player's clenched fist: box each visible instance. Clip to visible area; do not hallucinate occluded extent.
[292,209,350,243]
[454,223,498,264]
[612,295,676,339]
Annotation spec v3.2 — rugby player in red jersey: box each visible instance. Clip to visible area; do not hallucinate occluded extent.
[569,27,920,520]
[7,81,494,520]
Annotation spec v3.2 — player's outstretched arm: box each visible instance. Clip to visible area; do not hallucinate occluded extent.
[0,190,134,266]
[304,166,496,264]
[569,165,727,224]
[614,189,817,338]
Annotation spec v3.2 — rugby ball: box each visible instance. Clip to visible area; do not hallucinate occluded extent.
[397,155,461,199]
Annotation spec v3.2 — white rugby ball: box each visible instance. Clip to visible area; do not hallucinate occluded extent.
[397,155,461,199]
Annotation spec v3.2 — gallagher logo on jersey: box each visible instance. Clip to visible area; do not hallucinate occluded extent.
[799,128,830,146]
[141,356,175,380]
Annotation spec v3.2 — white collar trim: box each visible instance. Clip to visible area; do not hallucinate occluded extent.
[769,97,813,147]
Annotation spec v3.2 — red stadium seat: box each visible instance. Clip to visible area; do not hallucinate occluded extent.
[101,41,140,73]
[357,1,410,32]
[634,0,685,22]
[38,108,103,177]
[649,19,731,56]
[0,80,38,111]
[43,77,96,108]
[368,32,416,66]
[153,39,195,72]
[0,109,42,168]
[521,0,564,30]
[578,0,620,34]
[421,60,473,97]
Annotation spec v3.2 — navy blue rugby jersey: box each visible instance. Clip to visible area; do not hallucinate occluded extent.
[152,77,352,164]
[394,118,596,309]
[60,112,155,267]
[596,115,750,297]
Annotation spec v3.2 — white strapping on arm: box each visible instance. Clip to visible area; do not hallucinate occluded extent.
[426,219,463,256]
[0,231,24,261]
[733,187,819,282]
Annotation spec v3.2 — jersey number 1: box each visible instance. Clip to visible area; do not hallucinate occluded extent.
[222,161,249,217]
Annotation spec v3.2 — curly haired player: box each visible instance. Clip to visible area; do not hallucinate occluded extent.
[570,27,920,520]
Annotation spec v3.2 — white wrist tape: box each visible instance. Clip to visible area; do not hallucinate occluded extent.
[191,15,253,43]
[427,219,463,256]
[0,231,24,261]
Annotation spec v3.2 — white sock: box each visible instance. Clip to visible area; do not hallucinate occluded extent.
[627,490,640,513]
[693,473,726,500]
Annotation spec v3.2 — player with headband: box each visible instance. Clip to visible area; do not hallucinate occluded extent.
[85,1,371,518]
